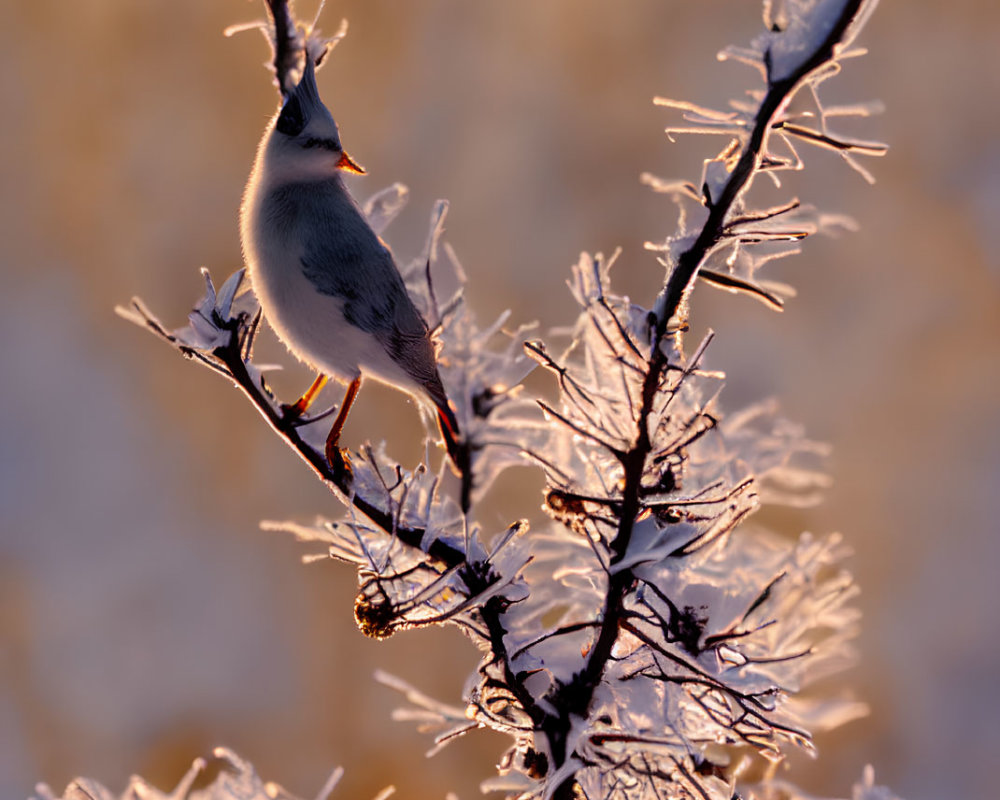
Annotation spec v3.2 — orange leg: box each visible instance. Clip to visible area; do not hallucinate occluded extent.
[325,376,362,468]
[283,373,329,420]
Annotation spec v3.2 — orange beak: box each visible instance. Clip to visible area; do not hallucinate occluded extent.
[336,151,366,174]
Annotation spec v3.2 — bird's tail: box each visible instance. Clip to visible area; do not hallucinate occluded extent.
[436,401,466,474]
[425,374,472,509]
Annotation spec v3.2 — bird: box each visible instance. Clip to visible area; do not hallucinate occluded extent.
[239,53,461,471]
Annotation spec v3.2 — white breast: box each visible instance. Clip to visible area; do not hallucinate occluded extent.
[247,220,359,379]
[240,165,423,395]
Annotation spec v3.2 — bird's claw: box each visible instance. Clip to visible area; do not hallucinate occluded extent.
[281,374,330,425]
[281,401,338,428]
[326,442,353,480]
[280,400,307,424]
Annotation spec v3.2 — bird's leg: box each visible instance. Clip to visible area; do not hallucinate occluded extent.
[281,373,328,421]
[325,375,362,469]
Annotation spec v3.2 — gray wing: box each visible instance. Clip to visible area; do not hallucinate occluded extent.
[296,181,444,396]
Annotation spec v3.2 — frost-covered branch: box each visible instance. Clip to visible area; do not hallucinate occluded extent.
[528,3,884,796]
[118,269,473,568]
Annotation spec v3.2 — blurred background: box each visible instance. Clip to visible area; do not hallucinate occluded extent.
[2,1,998,799]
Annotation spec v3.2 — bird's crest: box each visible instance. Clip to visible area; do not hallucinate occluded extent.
[225,0,347,99]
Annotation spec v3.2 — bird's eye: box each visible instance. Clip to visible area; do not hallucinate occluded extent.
[276,95,306,136]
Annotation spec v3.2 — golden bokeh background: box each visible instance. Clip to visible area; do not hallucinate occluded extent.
[2,2,998,799]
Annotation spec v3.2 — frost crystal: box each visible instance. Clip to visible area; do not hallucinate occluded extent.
[33,749,345,800]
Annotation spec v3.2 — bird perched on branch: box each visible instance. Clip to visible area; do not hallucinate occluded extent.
[240,52,461,470]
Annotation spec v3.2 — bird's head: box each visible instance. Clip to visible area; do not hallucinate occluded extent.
[262,55,365,183]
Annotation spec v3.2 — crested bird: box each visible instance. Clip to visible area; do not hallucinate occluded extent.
[240,54,460,470]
